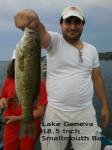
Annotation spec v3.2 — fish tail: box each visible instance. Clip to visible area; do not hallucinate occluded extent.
[19,121,36,138]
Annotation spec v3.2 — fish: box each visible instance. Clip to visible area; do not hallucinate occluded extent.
[15,27,41,137]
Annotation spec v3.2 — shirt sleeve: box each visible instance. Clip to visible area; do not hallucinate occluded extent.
[0,78,15,99]
[0,79,8,99]
[47,31,60,51]
[93,48,100,68]
[12,42,20,59]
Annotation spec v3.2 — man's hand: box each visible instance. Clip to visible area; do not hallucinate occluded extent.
[101,105,110,128]
[14,9,51,49]
[14,9,39,30]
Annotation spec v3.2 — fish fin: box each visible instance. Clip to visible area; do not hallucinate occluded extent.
[19,121,36,138]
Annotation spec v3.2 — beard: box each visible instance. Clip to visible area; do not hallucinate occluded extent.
[62,29,82,44]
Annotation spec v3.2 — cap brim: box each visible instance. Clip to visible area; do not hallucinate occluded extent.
[62,13,83,21]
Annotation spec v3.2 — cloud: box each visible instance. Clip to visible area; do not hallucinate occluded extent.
[0,0,111,28]
[0,0,112,60]
[0,0,111,13]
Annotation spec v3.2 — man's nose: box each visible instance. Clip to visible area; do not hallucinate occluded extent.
[70,22,77,28]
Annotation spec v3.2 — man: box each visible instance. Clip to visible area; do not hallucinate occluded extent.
[14,6,109,150]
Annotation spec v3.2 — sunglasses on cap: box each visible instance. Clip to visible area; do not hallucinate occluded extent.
[64,17,83,24]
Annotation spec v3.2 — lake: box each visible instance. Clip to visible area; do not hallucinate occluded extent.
[93,61,112,139]
[0,60,112,149]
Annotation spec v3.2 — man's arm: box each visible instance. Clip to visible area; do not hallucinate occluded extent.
[15,9,51,48]
[92,67,110,127]
[37,22,51,48]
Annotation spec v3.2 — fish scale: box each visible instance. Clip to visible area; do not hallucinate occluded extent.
[15,28,41,137]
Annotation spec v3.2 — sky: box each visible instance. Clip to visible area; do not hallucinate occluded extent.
[0,0,112,60]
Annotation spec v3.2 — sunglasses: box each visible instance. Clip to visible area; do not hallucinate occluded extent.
[64,17,82,24]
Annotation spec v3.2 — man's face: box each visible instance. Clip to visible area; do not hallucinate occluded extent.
[61,16,84,43]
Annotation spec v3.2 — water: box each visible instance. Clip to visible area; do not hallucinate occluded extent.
[0,60,112,149]
[93,60,112,140]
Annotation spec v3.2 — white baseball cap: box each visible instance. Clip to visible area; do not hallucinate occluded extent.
[61,6,84,21]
